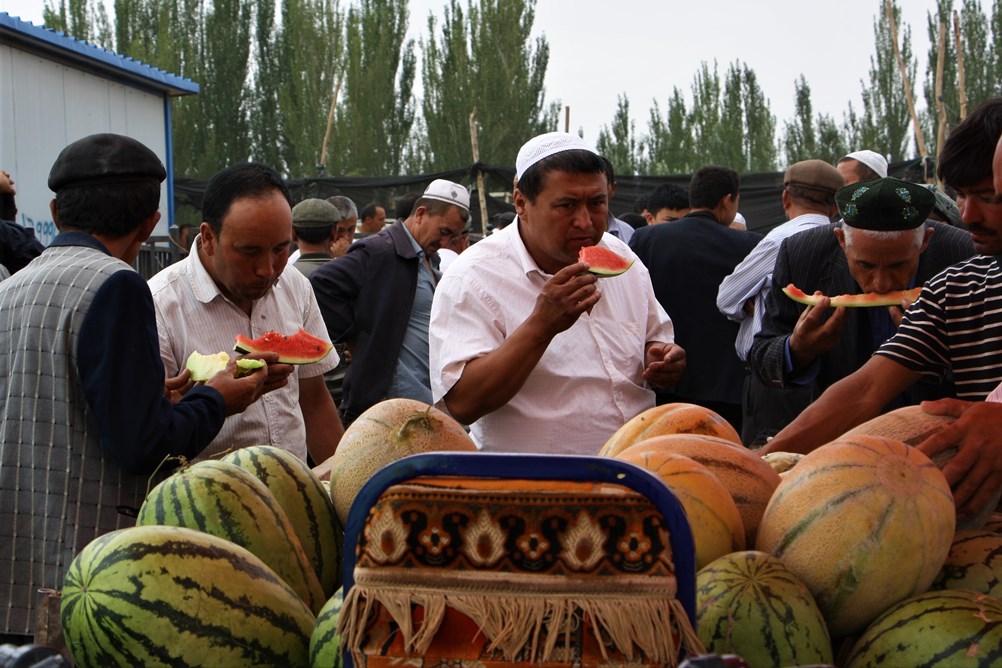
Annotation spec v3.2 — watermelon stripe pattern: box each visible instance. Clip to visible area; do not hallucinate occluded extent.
[309,588,344,668]
[845,590,1002,667]
[222,445,343,597]
[61,525,314,667]
[137,460,326,614]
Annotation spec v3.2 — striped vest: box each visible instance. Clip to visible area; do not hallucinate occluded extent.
[0,245,149,635]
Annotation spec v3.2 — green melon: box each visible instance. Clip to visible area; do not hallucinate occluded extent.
[578,245,634,276]
[61,525,314,667]
[137,460,326,614]
[696,550,833,667]
[234,328,333,364]
[931,530,1002,598]
[185,351,266,381]
[221,445,343,598]
[845,589,1002,667]
[309,589,344,668]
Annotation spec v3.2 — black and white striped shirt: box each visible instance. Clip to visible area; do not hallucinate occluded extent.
[877,255,1002,399]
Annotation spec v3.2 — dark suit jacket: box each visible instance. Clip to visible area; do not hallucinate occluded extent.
[629,211,762,405]
[748,221,975,398]
[310,221,421,422]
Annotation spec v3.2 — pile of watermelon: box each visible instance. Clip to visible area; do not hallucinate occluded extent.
[601,403,1002,667]
[59,445,347,667]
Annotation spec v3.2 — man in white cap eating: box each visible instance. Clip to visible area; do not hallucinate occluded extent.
[428,132,685,454]
[311,179,471,424]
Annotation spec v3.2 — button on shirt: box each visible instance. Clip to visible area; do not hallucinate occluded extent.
[148,236,339,461]
[429,223,674,455]
[717,213,832,360]
[387,224,437,403]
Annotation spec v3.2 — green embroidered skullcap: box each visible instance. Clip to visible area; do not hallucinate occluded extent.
[292,198,340,228]
[924,184,962,227]
[836,177,935,231]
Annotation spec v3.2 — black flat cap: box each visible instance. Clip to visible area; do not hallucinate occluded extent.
[48,133,166,191]
[836,177,936,231]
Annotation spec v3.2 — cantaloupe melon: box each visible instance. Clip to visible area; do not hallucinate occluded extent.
[756,435,955,637]
[618,450,745,569]
[617,434,780,547]
[843,405,1000,530]
[600,403,741,458]
[321,399,477,524]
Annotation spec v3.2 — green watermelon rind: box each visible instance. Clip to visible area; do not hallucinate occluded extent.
[579,245,634,277]
[61,525,314,667]
[234,329,333,365]
[309,588,344,668]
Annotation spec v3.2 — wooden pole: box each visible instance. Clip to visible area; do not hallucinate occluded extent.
[934,20,948,186]
[319,73,344,172]
[886,0,929,162]
[953,11,968,119]
[469,108,489,237]
[564,105,570,133]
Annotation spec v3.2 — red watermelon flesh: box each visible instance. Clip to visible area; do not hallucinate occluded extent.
[233,328,333,364]
[782,283,921,308]
[579,245,634,276]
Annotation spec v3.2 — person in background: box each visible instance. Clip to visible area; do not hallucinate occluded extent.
[718,159,844,444]
[357,201,387,237]
[429,132,684,455]
[0,134,269,642]
[836,149,888,185]
[326,195,358,257]
[291,198,341,279]
[643,182,690,224]
[630,165,761,432]
[149,162,343,465]
[0,169,44,279]
[600,156,634,243]
[311,180,470,424]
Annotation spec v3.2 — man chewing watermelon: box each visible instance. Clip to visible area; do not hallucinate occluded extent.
[428,132,685,455]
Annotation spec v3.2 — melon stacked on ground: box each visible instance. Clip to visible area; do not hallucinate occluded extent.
[755,434,956,638]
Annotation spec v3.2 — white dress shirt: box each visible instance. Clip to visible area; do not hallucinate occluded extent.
[148,236,338,460]
[429,222,674,455]
[717,213,832,360]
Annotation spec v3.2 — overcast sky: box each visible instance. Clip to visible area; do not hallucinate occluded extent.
[2,0,958,156]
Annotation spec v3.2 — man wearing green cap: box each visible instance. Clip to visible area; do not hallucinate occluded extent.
[762,97,1002,520]
[748,177,973,439]
[291,198,341,279]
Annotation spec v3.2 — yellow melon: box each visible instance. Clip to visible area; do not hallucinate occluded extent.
[619,450,745,569]
[756,435,955,637]
[600,403,741,458]
[617,434,780,547]
[842,405,955,445]
[320,399,477,524]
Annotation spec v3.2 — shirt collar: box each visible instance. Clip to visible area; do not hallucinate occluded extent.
[400,221,424,258]
[187,233,234,304]
[48,231,111,255]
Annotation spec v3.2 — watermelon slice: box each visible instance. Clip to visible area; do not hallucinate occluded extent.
[233,328,334,365]
[579,245,634,276]
[782,284,922,308]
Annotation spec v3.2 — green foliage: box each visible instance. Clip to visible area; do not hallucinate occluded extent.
[333,0,416,176]
[596,95,642,176]
[646,88,692,175]
[783,76,848,166]
[43,0,112,46]
[419,0,554,172]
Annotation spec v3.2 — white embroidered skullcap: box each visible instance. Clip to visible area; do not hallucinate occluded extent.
[515,132,598,181]
[842,150,889,178]
[422,179,470,212]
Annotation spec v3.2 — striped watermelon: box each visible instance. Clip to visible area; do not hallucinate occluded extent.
[756,435,956,637]
[845,589,1002,667]
[61,525,315,667]
[221,445,343,597]
[696,551,833,667]
[137,460,326,614]
[309,588,344,668]
[931,530,1002,598]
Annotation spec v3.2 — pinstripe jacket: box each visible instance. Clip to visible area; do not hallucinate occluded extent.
[748,221,975,394]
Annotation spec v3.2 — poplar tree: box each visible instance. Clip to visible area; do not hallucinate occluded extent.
[646,88,692,175]
[419,0,556,172]
[333,0,415,176]
[783,75,848,166]
[596,95,642,176]
[42,0,112,46]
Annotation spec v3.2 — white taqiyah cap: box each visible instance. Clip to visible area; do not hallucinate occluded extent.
[842,150,889,178]
[422,179,470,212]
[515,131,598,181]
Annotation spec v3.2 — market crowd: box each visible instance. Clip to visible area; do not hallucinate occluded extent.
[2,96,1002,644]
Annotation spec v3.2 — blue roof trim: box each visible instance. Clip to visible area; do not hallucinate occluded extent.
[0,12,199,96]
